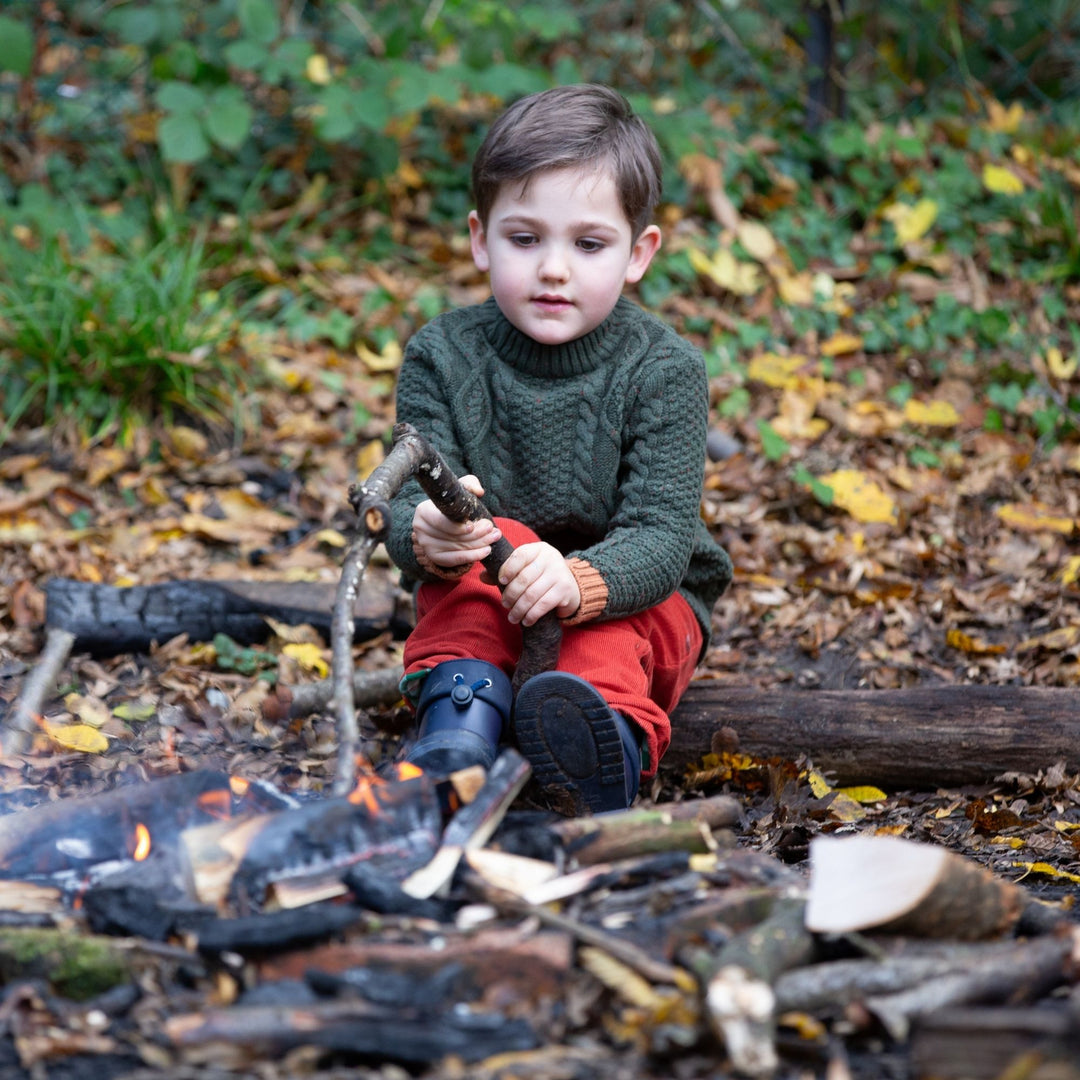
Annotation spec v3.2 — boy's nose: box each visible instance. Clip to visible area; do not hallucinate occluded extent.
[538,246,570,282]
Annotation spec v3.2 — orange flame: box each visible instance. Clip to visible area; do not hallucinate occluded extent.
[229,776,250,796]
[132,823,151,861]
[196,789,232,820]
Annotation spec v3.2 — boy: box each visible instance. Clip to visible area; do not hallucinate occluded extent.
[385,84,732,814]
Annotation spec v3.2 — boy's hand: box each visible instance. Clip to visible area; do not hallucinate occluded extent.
[496,542,580,627]
[412,475,501,569]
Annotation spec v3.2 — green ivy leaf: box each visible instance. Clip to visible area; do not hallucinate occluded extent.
[315,84,358,142]
[0,16,34,76]
[206,88,253,150]
[155,80,207,113]
[757,419,790,463]
[238,0,281,45]
[224,39,268,70]
[108,6,162,46]
[158,112,210,163]
[794,465,835,507]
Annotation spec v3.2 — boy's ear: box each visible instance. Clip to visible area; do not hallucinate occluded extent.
[468,210,490,272]
[624,225,661,285]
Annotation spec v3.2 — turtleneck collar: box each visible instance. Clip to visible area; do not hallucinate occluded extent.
[482,296,633,378]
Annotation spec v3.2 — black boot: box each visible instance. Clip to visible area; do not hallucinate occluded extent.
[512,672,642,815]
[405,659,512,775]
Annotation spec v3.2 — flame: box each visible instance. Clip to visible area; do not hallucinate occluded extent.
[395,762,423,780]
[347,777,382,814]
[229,777,250,796]
[195,789,232,820]
[132,823,152,861]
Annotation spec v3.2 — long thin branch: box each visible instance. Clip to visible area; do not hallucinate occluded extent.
[2,627,76,756]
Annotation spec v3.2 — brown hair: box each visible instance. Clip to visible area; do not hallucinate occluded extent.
[471,84,663,241]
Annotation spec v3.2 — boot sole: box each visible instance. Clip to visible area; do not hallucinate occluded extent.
[512,672,628,814]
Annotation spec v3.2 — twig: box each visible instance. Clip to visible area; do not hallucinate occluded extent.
[3,627,76,756]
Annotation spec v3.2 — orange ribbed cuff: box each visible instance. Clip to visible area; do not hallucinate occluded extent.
[563,557,608,625]
[412,529,470,581]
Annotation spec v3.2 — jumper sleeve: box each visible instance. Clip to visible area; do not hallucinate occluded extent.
[385,330,470,584]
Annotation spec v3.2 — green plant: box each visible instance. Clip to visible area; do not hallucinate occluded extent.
[0,221,250,442]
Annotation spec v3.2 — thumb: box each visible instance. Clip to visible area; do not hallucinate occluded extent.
[459,474,485,498]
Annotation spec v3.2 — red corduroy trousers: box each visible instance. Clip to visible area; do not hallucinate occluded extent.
[402,518,703,777]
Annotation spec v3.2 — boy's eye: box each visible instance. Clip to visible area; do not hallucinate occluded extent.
[509,233,537,247]
[577,238,605,253]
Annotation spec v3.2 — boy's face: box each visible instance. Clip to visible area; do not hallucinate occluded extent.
[468,167,661,346]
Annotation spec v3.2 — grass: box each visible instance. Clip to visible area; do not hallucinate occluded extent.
[0,222,251,444]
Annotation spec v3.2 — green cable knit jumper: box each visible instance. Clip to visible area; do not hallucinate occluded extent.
[386,296,732,654]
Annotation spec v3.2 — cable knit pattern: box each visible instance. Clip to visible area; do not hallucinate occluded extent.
[386,296,733,649]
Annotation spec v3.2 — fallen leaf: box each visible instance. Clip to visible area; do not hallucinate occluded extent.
[282,642,330,677]
[820,469,898,525]
[883,198,938,244]
[43,720,109,754]
[946,628,1008,655]
[982,163,1025,195]
[747,352,807,389]
[903,399,960,427]
[996,503,1074,535]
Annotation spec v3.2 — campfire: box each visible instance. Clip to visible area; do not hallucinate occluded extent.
[0,755,1076,1079]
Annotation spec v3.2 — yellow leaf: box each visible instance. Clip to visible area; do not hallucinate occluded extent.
[1061,555,1080,586]
[947,628,1007,655]
[1016,625,1080,654]
[820,332,863,357]
[771,263,815,306]
[306,53,331,85]
[1046,346,1078,379]
[838,785,887,804]
[992,836,1025,848]
[357,340,403,372]
[63,694,112,729]
[283,642,330,678]
[996,502,1075,535]
[883,198,938,245]
[982,163,1025,195]
[820,469,898,525]
[690,246,762,296]
[807,770,833,798]
[1054,820,1080,832]
[736,220,777,262]
[355,439,385,482]
[903,399,960,427]
[875,823,909,836]
[747,352,807,389]
[113,700,157,722]
[314,528,347,548]
[986,99,1024,134]
[828,792,866,822]
[43,721,109,754]
[1014,861,1080,884]
[165,425,209,461]
[217,489,298,532]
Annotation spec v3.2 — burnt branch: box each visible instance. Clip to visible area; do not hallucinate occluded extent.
[331,423,561,793]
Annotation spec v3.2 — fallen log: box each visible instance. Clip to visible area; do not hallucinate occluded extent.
[667,683,1080,787]
[44,575,406,656]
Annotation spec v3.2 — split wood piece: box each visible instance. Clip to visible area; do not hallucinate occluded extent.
[805,834,1024,940]
[401,748,531,900]
[864,926,1080,1041]
[690,890,815,1078]
[2,626,75,756]
[774,935,1080,1017]
[44,576,402,655]
[331,422,560,794]
[180,771,442,909]
[911,1002,1080,1079]
[551,793,743,867]
[164,998,539,1067]
[0,769,235,879]
[0,881,63,917]
[667,684,1080,787]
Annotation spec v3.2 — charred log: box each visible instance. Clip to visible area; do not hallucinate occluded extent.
[44,576,404,656]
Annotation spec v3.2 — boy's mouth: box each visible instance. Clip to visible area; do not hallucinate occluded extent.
[533,294,572,310]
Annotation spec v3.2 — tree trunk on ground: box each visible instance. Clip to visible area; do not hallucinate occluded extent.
[667,684,1080,787]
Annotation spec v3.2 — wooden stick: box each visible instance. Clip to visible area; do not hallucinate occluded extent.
[2,626,75,755]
